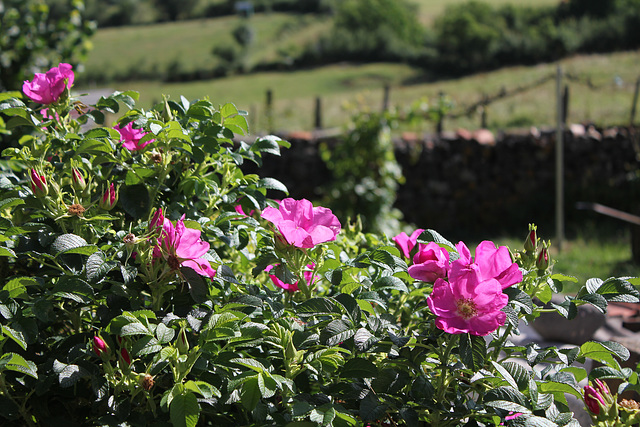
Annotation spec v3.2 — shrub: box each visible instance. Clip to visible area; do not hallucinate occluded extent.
[2,63,640,426]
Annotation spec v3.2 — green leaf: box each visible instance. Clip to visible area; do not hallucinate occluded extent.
[257,177,288,194]
[251,135,289,155]
[258,372,278,398]
[320,319,355,346]
[460,334,486,371]
[52,277,94,303]
[230,358,268,374]
[418,229,456,251]
[0,353,37,379]
[296,298,340,317]
[0,197,25,211]
[156,323,175,344]
[132,336,162,356]
[0,247,16,258]
[170,392,200,427]
[3,277,38,299]
[120,184,150,219]
[492,361,519,390]
[86,251,114,283]
[51,234,88,254]
[75,139,113,156]
[580,341,627,369]
[538,381,582,400]
[596,277,640,303]
[310,405,336,426]
[371,276,408,293]
[2,326,26,350]
[354,328,379,352]
[185,380,221,399]
[221,102,239,118]
[340,358,378,379]
[240,376,261,411]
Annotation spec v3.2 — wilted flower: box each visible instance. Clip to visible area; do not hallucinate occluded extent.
[68,203,85,217]
[141,374,155,391]
[408,242,450,283]
[98,183,117,210]
[261,198,341,249]
[393,229,424,259]
[115,122,154,152]
[153,215,216,278]
[22,63,74,104]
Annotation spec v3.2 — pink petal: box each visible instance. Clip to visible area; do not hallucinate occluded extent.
[307,224,338,245]
[261,206,283,224]
[427,278,458,317]
[311,205,341,235]
[182,259,216,278]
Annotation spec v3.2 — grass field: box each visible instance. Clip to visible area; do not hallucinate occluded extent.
[86,50,640,133]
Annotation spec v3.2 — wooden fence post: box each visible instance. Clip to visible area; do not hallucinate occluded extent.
[555,65,565,251]
[314,96,322,130]
[630,77,640,126]
[265,89,273,133]
[382,85,390,112]
[562,84,570,125]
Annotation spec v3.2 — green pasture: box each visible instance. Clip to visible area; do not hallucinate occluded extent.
[90,50,640,132]
[84,13,330,81]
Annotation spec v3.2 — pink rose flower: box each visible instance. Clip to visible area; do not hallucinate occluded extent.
[115,122,154,151]
[265,263,317,292]
[407,242,450,283]
[153,215,216,278]
[427,271,509,336]
[22,63,74,104]
[261,198,341,249]
[449,241,522,290]
[393,228,424,258]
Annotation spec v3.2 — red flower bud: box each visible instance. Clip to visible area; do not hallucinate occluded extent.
[71,168,86,191]
[524,226,537,252]
[93,336,108,357]
[120,348,131,366]
[29,168,48,198]
[584,385,605,414]
[98,183,117,210]
[149,208,164,232]
[536,247,549,271]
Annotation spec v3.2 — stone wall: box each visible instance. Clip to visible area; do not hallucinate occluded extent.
[243,127,640,239]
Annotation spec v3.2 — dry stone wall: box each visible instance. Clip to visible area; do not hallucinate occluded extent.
[243,127,640,239]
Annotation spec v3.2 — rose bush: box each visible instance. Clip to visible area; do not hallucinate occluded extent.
[2,64,640,426]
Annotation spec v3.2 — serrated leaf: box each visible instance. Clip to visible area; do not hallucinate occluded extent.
[354,328,379,352]
[86,251,113,282]
[240,376,261,411]
[296,298,339,317]
[372,276,408,293]
[340,358,378,378]
[170,392,200,427]
[2,326,26,350]
[156,323,175,344]
[460,333,486,371]
[0,247,16,258]
[58,364,84,387]
[320,319,355,346]
[132,336,162,356]
[51,234,88,254]
[258,372,277,398]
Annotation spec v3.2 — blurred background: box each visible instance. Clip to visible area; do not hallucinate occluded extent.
[2,0,640,287]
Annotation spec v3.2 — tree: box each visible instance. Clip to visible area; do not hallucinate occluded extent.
[0,0,95,91]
